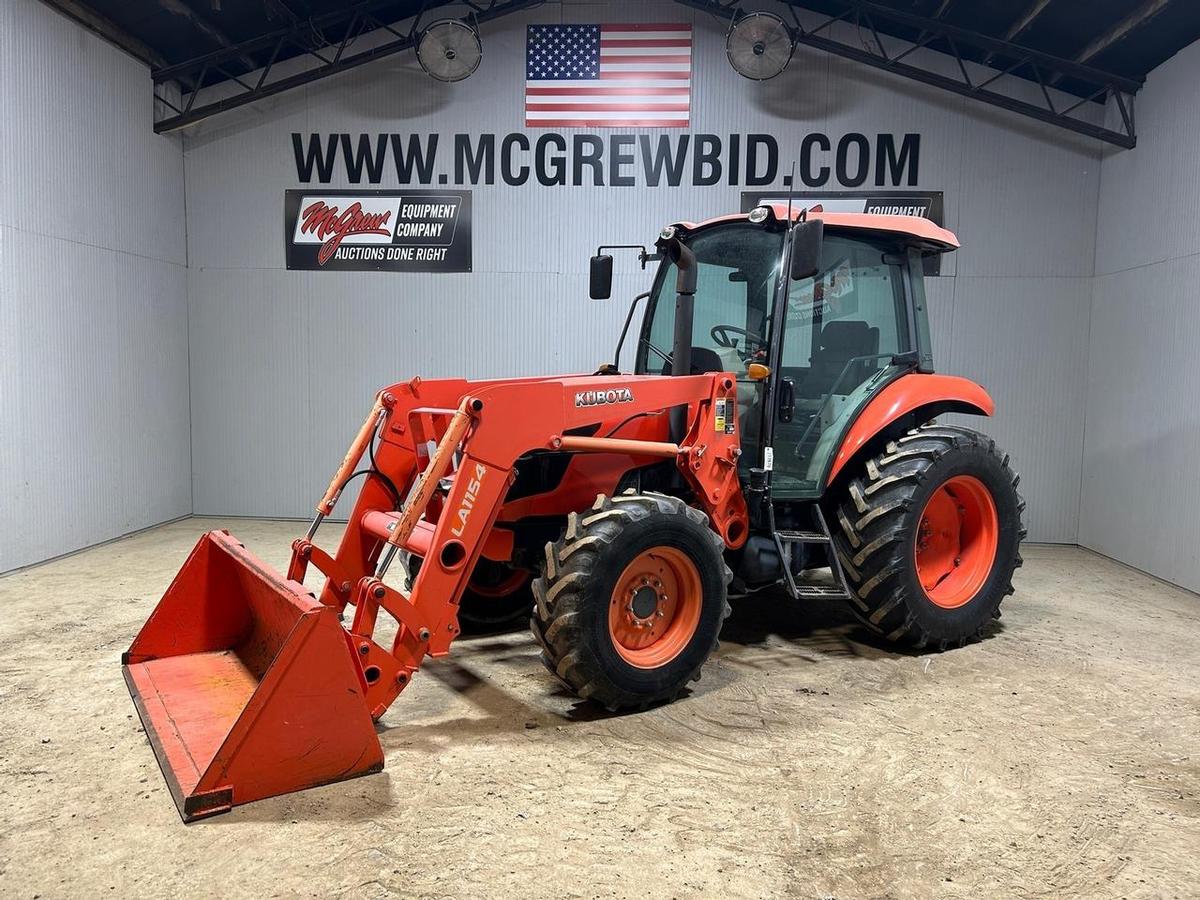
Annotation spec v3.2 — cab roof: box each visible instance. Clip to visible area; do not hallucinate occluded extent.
[673,204,960,253]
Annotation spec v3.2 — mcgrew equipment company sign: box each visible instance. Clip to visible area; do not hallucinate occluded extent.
[284,190,472,272]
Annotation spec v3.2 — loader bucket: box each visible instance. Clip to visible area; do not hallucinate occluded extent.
[122,530,384,822]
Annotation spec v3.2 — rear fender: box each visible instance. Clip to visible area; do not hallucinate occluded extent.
[826,374,994,486]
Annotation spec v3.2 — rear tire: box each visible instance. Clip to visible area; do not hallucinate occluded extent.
[830,424,1025,648]
[531,492,731,711]
[457,559,535,633]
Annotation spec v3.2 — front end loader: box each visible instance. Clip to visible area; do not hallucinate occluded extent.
[124,204,1025,820]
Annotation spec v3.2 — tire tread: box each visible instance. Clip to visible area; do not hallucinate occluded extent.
[830,423,1025,648]
[531,492,731,711]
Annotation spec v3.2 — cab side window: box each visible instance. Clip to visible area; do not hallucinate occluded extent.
[770,234,911,496]
[782,235,908,399]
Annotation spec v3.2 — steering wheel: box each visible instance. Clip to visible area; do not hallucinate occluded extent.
[710,324,767,360]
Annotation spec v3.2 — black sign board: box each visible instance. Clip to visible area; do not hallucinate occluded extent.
[741,190,946,275]
[285,190,472,272]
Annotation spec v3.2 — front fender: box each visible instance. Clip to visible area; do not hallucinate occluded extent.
[826,374,994,485]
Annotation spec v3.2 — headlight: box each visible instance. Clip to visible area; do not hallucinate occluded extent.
[748,205,771,224]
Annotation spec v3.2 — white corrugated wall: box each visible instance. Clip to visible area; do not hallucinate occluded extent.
[1081,39,1200,592]
[181,0,1102,543]
[18,0,1194,572]
[0,0,190,573]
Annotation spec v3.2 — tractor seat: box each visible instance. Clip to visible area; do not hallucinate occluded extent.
[662,349,760,440]
[661,346,759,408]
[800,321,880,399]
[660,346,726,376]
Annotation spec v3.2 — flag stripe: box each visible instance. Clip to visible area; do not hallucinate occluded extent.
[528,98,689,106]
[531,78,690,88]
[526,109,690,119]
[602,22,691,30]
[525,103,690,112]
[527,86,691,95]
[599,55,692,65]
[524,118,691,127]
[597,71,690,80]
[600,38,692,48]
[599,46,691,56]
[601,30,691,39]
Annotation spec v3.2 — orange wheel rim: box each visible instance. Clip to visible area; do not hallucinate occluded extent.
[914,475,999,609]
[608,546,703,669]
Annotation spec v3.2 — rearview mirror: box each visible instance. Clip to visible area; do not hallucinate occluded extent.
[790,220,824,281]
[589,254,613,299]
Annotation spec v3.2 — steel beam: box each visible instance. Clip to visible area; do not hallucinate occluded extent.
[1073,0,1173,64]
[149,0,1142,147]
[681,0,1140,148]
[153,0,539,132]
[914,0,954,45]
[982,0,1055,66]
[1046,0,1172,86]
[153,0,434,85]
[155,0,259,73]
[40,0,170,69]
[823,1,1140,91]
[1003,0,1056,42]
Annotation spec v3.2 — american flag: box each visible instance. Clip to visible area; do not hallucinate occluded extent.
[525,23,692,128]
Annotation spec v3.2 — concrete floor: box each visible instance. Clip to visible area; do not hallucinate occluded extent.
[1,518,1198,899]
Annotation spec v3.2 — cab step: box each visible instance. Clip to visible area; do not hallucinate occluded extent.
[772,507,856,602]
[776,529,828,543]
[792,583,851,599]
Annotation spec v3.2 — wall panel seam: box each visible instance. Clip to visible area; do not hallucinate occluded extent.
[0,223,187,268]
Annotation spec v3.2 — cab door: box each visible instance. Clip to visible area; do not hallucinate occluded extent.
[768,234,915,498]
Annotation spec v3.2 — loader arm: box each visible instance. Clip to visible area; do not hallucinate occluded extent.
[287,371,747,719]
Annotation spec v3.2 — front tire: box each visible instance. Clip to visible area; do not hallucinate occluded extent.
[831,424,1025,648]
[531,492,731,711]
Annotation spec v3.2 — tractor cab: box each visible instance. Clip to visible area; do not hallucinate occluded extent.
[629,205,957,499]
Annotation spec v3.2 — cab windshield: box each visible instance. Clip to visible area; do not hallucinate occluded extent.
[636,224,784,451]
[637,223,784,377]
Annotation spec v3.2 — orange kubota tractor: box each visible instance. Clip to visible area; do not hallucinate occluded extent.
[123,205,1025,820]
